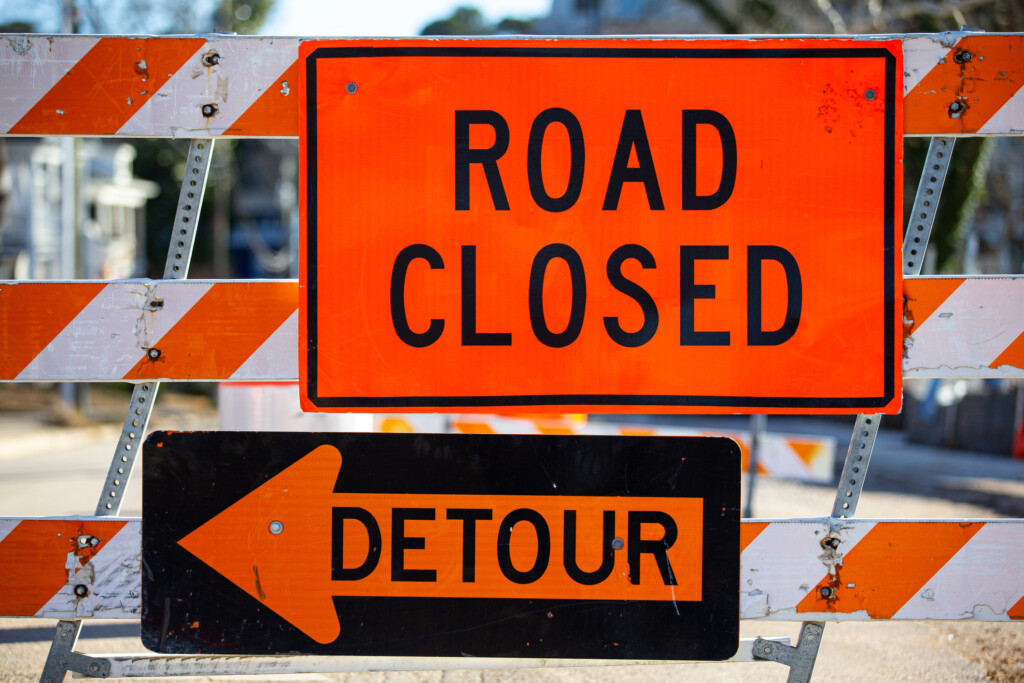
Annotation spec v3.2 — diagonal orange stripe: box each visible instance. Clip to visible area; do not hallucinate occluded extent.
[0,519,127,616]
[379,418,415,433]
[989,332,1024,371]
[796,522,983,618]
[226,60,298,136]
[905,36,1024,135]
[740,521,769,553]
[10,37,204,136]
[788,440,825,467]
[453,421,496,434]
[903,278,963,336]
[123,281,298,380]
[1009,593,1024,620]
[0,282,106,379]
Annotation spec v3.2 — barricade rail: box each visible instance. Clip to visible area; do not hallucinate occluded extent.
[2,276,1023,381]
[0,29,1022,682]
[0,32,1022,138]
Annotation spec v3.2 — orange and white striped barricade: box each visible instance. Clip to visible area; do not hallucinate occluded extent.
[1,30,1023,682]
[5,276,1024,380]
[1,33,1022,138]
[4,517,1023,624]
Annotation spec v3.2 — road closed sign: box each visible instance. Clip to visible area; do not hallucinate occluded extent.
[299,39,903,414]
[142,431,740,659]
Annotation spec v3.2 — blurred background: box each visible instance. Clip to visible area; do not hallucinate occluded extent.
[0,0,1022,460]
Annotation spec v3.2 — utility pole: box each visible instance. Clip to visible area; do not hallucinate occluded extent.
[59,0,82,422]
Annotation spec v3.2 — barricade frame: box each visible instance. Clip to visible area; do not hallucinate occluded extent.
[0,30,1021,681]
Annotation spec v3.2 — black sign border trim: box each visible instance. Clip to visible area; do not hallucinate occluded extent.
[304,45,898,409]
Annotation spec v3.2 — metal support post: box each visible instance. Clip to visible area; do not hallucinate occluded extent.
[903,137,955,277]
[757,135,956,681]
[743,414,765,518]
[38,139,214,683]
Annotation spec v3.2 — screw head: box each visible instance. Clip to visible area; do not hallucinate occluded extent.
[611,538,624,550]
[820,586,833,599]
[762,644,772,654]
[864,89,876,101]
[74,584,89,598]
[201,103,219,117]
[954,50,972,63]
[89,663,101,674]
[202,52,221,66]
[346,82,358,94]
[948,101,966,117]
[269,520,284,535]
[147,348,162,360]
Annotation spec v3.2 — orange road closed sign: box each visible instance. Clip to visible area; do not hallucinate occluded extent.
[299,39,903,414]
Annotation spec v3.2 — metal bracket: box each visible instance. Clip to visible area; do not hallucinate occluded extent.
[38,621,110,682]
[753,622,825,683]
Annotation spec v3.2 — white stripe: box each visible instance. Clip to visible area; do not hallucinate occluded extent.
[902,35,957,96]
[893,522,1024,620]
[0,519,18,545]
[36,522,141,619]
[904,278,1024,375]
[977,84,1024,135]
[118,37,299,137]
[740,520,877,619]
[0,36,100,134]
[16,281,212,381]
[756,436,821,480]
[230,309,298,380]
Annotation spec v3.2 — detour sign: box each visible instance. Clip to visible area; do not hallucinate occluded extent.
[299,39,903,414]
[142,431,740,660]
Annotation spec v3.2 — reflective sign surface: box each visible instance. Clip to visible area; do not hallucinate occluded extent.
[299,39,903,414]
[142,431,739,659]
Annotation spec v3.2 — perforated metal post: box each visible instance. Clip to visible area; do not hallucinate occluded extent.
[904,137,955,277]
[39,139,213,683]
[93,139,213,518]
[759,135,956,681]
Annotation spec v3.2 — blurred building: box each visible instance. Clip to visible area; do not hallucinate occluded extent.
[0,138,157,280]
[536,0,719,34]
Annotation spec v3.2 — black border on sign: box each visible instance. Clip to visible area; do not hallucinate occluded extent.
[304,45,897,409]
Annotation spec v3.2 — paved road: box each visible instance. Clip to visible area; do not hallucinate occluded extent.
[1,417,1023,682]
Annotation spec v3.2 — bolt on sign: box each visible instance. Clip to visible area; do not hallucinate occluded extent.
[142,431,739,659]
[299,38,903,414]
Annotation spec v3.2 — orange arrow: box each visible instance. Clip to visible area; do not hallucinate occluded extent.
[178,444,344,644]
[179,444,704,644]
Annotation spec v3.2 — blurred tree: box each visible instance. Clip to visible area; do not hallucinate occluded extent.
[421,5,535,35]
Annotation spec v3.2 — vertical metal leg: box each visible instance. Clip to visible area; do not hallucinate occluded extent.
[831,413,882,518]
[903,137,955,277]
[756,137,957,681]
[38,139,214,683]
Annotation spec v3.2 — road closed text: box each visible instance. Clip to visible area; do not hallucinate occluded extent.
[328,493,704,601]
[389,108,801,350]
